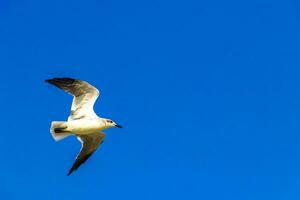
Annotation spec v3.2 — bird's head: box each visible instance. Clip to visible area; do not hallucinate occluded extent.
[104,118,123,129]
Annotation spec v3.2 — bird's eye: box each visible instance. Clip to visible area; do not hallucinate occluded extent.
[107,120,113,123]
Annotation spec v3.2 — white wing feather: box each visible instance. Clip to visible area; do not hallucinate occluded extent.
[46,78,100,120]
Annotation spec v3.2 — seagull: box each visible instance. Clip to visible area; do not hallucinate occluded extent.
[45,78,122,175]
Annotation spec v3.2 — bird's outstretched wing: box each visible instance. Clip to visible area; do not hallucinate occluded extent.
[67,133,106,176]
[45,78,100,120]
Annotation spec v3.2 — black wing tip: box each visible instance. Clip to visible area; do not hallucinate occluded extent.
[67,153,93,176]
[67,169,73,176]
[45,79,52,83]
[45,77,76,84]
[67,164,77,176]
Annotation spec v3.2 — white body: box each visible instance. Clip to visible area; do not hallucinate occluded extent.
[66,118,107,135]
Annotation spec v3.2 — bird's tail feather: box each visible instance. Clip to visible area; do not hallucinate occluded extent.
[50,121,71,141]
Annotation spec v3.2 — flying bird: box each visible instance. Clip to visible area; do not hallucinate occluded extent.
[46,78,122,175]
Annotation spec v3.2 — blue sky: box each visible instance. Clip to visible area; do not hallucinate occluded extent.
[1,0,300,199]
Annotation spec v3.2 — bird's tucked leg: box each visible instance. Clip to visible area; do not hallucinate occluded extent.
[50,121,71,141]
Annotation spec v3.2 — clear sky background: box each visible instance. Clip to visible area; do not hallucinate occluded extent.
[0,0,300,199]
